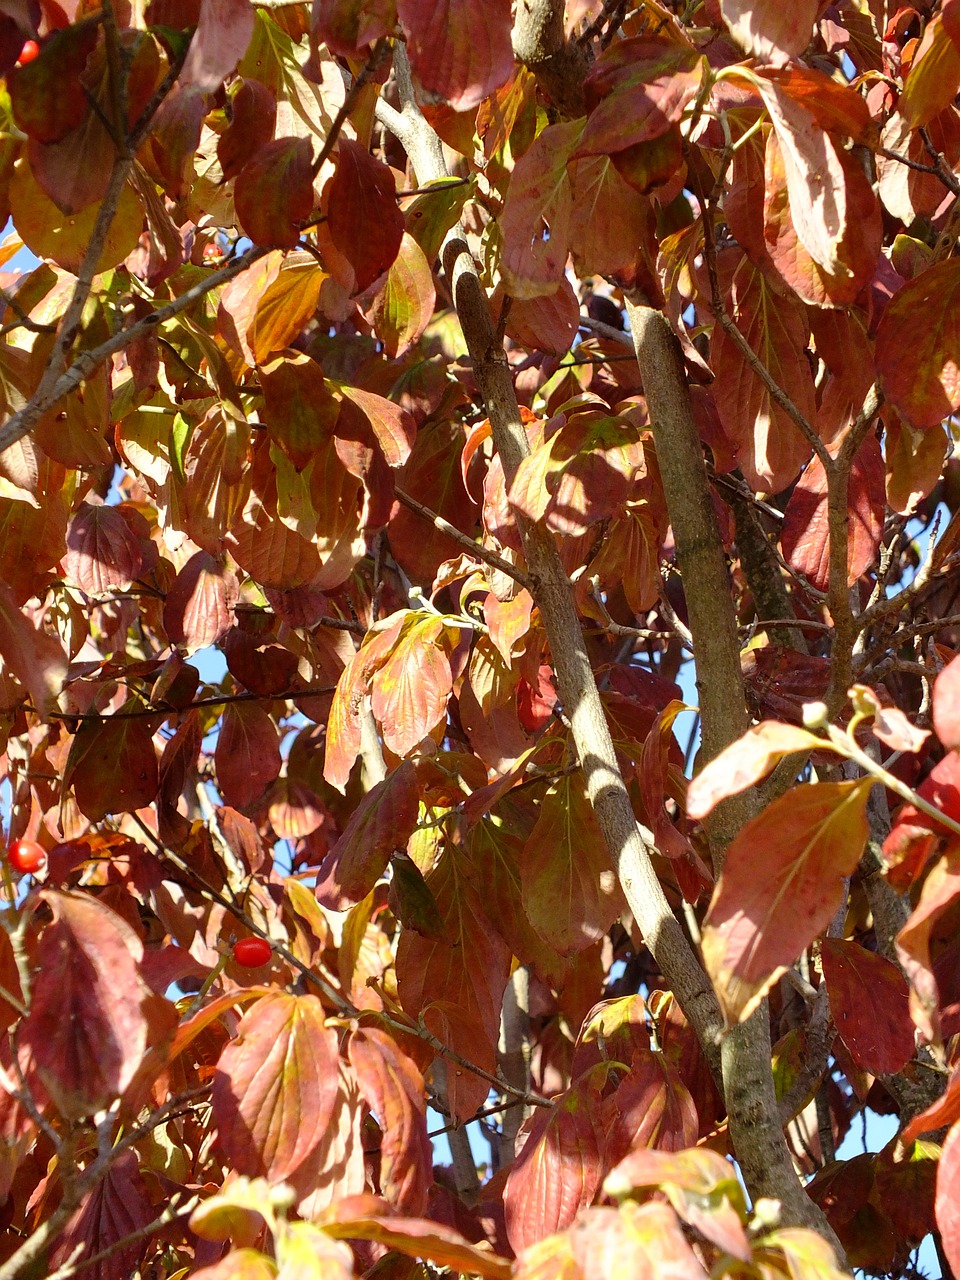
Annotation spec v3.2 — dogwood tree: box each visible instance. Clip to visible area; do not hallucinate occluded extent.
[0,0,958,1275]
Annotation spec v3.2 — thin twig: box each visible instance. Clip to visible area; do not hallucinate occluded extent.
[394,487,534,589]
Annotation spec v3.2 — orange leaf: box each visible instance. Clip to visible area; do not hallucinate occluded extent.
[348,1027,432,1213]
[686,721,822,821]
[875,259,960,429]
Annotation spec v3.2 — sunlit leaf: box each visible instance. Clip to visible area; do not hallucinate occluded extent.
[212,992,339,1189]
[396,0,513,112]
[875,259,960,429]
[348,1026,432,1213]
[686,721,822,821]
[702,781,871,1022]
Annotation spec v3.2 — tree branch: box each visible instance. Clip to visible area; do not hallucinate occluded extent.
[394,487,534,589]
[622,294,845,1250]
[380,44,726,1083]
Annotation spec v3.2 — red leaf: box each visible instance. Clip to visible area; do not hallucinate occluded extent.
[397,0,513,112]
[578,39,704,156]
[180,0,255,93]
[64,502,144,596]
[934,654,960,751]
[69,714,160,821]
[327,139,404,291]
[702,781,871,1022]
[162,551,238,653]
[312,0,397,58]
[780,435,885,592]
[9,24,97,143]
[49,1149,153,1279]
[218,76,276,181]
[315,760,420,909]
[0,582,67,719]
[504,277,580,356]
[936,1122,960,1277]
[235,137,314,249]
[339,385,416,467]
[711,251,816,493]
[602,1050,699,1166]
[504,1067,609,1252]
[896,846,960,1042]
[215,701,282,810]
[348,1027,432,1213]
[212,992,339,1190]
[500,119,581,299]
[20,891,176,1117]
[821,938,915,1074]
[875,259,960,429]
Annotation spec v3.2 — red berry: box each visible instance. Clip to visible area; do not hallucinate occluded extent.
[16,39,40,65]
[8,839,46,874]
[232,937,272,968]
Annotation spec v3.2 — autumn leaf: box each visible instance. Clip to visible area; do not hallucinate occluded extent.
[504,1066,609,1252]
[21,891,176,1117]
[212,992,339,1191]
[702,781,871,1022]
[397,0,514,112]
[875,260,960,429]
